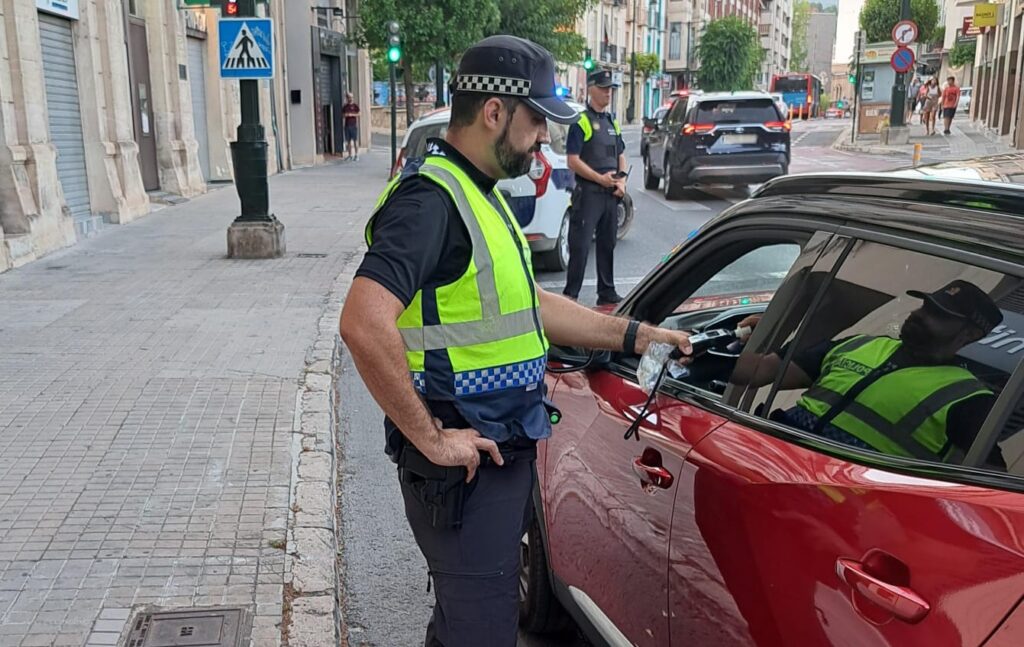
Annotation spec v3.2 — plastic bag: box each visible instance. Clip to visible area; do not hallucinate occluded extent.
[637,341,674,393]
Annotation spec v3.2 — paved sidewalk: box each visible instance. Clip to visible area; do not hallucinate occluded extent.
[0,152,386,645]
[834,116,1014,163]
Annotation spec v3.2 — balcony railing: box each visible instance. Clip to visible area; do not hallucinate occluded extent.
[601,43,619,63]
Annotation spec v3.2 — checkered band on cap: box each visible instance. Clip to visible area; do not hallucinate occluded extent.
[455,74,531,97]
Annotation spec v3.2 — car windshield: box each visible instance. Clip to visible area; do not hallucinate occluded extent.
[696,99,780,123]
[691,244,801,299]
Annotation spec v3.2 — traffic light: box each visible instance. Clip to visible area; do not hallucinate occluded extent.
[837,100,844,108]
[583,49,594,71]
[386,21,402,63]
[223,1,239,16]
[848,73,856,84]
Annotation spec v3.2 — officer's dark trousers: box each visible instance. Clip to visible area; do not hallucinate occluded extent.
[400,456,535,647]
[563,185,618,301]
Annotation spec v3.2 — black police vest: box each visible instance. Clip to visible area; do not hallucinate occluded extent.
[578,108,620,175]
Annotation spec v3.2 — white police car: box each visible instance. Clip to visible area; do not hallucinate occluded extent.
[392,102,633,271]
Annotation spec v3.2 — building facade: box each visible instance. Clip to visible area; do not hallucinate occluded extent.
[1,0,371,274]
[562,0,631,117]
[807,12,838,80]
[833,0,865,65]
[760,0,794,88]
[663,0,706,90]
[971,0,1024,148]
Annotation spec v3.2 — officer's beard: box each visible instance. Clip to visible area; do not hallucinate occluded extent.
[494,109,536,178]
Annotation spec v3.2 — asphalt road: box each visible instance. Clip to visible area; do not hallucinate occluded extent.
[338,118,899,647]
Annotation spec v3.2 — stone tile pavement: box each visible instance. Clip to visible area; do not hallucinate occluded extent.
[834,116,1014,164]
[0,152,387,645]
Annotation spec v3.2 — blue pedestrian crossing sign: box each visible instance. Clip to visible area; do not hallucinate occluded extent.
[219,18,274,79]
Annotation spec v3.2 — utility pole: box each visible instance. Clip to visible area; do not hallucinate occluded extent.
[386,21,401,172]
[852,30,863,144]
[889,0,912,127]
[627,0,639,123]
[435,60,445,108]
[226,0,284,259]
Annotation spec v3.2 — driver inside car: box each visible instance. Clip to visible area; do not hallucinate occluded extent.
[729,281,1005,465]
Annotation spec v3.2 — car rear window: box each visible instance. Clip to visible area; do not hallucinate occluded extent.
[696,99,780,124]
[405,123,447,160]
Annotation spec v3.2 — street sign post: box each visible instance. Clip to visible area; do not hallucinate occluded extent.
[892,20,919,46]
[890,46,916,74]
[219,18,274,79]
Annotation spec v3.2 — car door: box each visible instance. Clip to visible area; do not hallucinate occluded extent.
[542,224,837,645]
[654,99,688,175]
[669,233,1024,646]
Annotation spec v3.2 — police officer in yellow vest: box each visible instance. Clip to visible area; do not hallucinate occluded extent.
[732,281,1004,463]
[562,68,628,305]
[339,36,691,647]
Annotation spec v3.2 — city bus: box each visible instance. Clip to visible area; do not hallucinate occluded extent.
[770,73,823,119]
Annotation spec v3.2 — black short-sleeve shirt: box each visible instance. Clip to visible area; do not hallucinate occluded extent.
[355,139,498,306]
[565,107,625,165]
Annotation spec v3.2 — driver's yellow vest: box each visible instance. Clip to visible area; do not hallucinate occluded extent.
[796,336,991,459]
[366,156,548,397]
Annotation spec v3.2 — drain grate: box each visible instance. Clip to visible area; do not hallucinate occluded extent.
[296,253,328,258]
[125,607,252,647]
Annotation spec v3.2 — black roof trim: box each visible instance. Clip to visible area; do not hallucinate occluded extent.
[754,173,1024,219]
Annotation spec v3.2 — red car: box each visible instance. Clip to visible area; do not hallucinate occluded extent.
[520,165,1024,646]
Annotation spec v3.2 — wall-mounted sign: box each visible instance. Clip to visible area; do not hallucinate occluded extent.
[973,3,999,28]
[36,0,78,20]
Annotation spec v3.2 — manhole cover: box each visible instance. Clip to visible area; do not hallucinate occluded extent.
[125,607,252,647]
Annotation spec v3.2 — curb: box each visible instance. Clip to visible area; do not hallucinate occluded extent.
[283,252,361,647]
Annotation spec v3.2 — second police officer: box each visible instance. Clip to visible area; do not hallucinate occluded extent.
[562,68,627,305]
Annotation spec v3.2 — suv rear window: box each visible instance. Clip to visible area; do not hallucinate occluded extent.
[405,123,448,160]
[696,99,780,124]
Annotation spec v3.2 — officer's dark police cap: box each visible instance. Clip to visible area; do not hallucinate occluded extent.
[907,280,1004,334]
[588,69,616,88]
[452,35,578,124]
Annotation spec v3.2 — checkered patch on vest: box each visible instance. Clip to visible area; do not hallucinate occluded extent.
[453,357,546,396]
[455,74,531,97]
[411,372,426,394]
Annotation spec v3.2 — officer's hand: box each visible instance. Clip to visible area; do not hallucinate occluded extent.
[427,421,504,483]
[637,326,693,363]
[600,171,618,188]
[737,314,763,341]
[612,180,626,198]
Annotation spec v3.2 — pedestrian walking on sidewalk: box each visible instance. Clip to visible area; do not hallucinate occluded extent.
[922,79,940,136]
[342,92,361,161]
[908,77,922,124]
[562,68,627,306]
[339,34,691,647]
[942,76,961,136]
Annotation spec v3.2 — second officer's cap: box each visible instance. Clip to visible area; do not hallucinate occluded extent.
[587,69,616,88]
[452,35,578,124]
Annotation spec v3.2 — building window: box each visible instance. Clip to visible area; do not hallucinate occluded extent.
[128,0,139,15]
[669,22,682,60]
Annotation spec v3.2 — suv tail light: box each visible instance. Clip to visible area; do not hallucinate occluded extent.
[764,121,792,132]
[528,150,552,198]
[682,123,715,136]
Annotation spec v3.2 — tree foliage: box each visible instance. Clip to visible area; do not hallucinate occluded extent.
[492,0,594,63]
[357,0,500,121]
[859,0,939,44]
[949,40,976,68]
[634,52,661,78]
[791,0,811,72]
[696,17,764,91]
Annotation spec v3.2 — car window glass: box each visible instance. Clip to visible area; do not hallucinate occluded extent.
[744,239,1023,472]
[405,123,447,160]
[650,234,827,398]
[667,99,688,123]
[547,119,569,155]
[696,99,780,123]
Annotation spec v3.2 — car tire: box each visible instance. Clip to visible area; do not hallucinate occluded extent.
[537,211,570,272]
[519,515,568,634]
[663,158,687,201]
[643,155,659,190]
[617,191,634,240]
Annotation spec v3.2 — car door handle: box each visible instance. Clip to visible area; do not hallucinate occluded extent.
[632,453,673,489]
[835,558,930,623]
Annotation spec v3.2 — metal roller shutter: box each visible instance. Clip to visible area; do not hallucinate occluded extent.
[39,13,91,223]
[187,37,211,181]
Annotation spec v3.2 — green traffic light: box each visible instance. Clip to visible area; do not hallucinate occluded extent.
[583,58,594,71]
[387,47,401,63]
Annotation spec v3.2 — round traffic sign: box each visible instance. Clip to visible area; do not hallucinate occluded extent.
[892,20,919,46]
[891,46,916,73]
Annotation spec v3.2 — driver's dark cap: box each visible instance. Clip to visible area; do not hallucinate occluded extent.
[452,35,578,124]
[588,69,615,88]
[907,280,1003,334]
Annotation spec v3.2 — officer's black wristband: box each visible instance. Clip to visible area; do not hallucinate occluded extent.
[623,319,641,356]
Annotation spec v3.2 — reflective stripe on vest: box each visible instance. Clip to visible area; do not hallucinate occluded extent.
[578,111,622,142]
[796,336,991,459]
[365,156,548,395]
